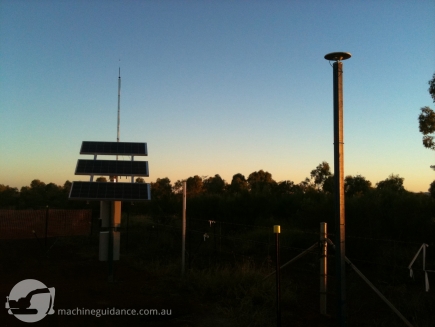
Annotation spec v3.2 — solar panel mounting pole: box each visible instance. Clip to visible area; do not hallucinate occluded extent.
[324,52,351,327]
[131,156,134,183]
[108,201,114,282]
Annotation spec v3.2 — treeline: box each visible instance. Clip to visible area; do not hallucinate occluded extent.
[0,180,75,209]
[145,163,435,242]
[1,162,434,241]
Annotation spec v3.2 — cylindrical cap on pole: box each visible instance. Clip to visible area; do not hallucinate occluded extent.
[324,52,351,61]
[274,225,281,234]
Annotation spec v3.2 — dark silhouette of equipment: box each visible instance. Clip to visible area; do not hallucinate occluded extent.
[6,288,50,315]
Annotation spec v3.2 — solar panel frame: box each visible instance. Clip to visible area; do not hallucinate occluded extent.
[75,159,149,176]
[80,141,148,156]
[69,182,151,201]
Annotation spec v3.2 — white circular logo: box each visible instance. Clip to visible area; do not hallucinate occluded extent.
[5,279,55,323]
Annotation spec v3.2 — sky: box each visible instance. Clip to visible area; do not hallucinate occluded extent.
[1,0,434,192]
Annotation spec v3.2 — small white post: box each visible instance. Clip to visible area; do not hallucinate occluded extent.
[320,222,328,315]
[181,181,187,276]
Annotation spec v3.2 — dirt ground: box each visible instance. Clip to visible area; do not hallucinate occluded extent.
[1,236,337,327]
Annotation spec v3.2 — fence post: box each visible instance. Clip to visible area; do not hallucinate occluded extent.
[45,206,49,247]
[181,181,187,277]
[274,225,281,327]
[320,222,328,315]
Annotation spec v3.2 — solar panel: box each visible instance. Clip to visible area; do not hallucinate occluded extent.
[80,141,147,156]
[75,160,149,176]
[69,182,151,201]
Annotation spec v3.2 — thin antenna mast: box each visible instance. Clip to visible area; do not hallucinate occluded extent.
[117,66,121,143]
[116,65,121,168]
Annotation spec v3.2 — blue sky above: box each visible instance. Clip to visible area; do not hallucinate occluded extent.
[1,0,434,192]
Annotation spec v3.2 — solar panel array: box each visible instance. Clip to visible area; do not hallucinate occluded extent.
[80,141,147,156]
[69,140,151,201]
[75,159,149,176]
[69,182,151,201]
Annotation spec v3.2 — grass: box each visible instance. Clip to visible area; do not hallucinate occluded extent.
[101,214,435,326]
[181,261,297,327]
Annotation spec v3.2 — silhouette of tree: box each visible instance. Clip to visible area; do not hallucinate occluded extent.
[186,175,203,196]
[310,161,331,190]
[376,174,405,193]
[418,72,435,150]
[247,170,276,193]
[229,173,249,194]
[322,175,334,194]
[151,177,173,199]
[428,180,435,198]
[0,184,19,208]
[344,175,372,196]
[203,174,226,194]
[275,180,296,194]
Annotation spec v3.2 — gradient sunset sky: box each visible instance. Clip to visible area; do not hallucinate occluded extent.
[1,0,434,192]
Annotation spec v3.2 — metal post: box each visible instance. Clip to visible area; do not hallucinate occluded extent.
[131,155,134,183]
[274,225,281,327]
[45,206,49,247]
[320,222,328,315]
[181,181,187,276]
[108,201,114,282]
[325,52,351,326]
[126,203,131,253]
[90,154,97,182]
[334,60,346,326]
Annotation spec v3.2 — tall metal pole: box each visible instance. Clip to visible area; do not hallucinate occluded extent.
[320,222,328,315]
[181,181,187,276]
[325,52,351,327]
[334,60,346,327]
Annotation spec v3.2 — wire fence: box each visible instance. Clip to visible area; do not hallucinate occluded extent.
[2,209,432,326]
[0,209,92,239]
[121,215,435,326]
[124,215,435,274]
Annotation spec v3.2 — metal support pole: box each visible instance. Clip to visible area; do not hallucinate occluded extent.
[90,154,97,182]
[108,201,114,282]
[126,203,130,253]
[334,60,346,326]
[274,225,281,327]
[320,222,328,315]
[181,181,187,276]
[325,51,351,326]
[131,155,134,183]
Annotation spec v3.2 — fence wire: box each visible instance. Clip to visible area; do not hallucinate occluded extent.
[0,209,92,239]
